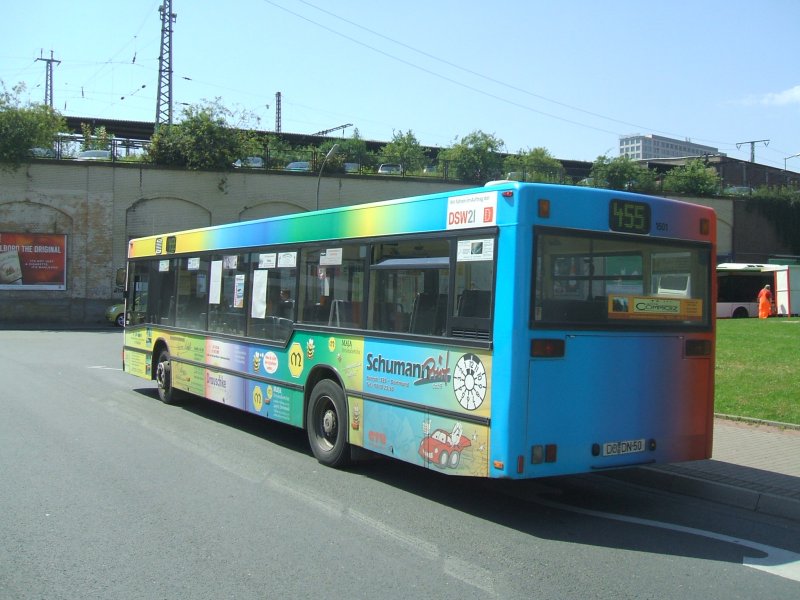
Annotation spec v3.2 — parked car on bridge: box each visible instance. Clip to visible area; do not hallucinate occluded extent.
[233,156,265,169]
[378,163,402,174]
[76,150,112,161]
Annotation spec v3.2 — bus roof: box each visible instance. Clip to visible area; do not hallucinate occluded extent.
[127,182,715,259]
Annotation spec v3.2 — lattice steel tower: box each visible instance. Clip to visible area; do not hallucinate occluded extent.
[275,92,282,133]
[155,0,177,126]
[36,50,60,108]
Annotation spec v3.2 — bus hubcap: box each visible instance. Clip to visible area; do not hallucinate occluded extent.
[322,408,337,438]
[157,363,168,387]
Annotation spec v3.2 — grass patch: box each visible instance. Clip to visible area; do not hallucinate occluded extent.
[715,317,800,425]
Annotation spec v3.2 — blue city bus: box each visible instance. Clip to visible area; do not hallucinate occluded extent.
[122,181,716,478]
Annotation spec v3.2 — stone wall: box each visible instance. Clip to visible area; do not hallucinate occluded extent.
[0,162,467,324]
[0,161,750,324]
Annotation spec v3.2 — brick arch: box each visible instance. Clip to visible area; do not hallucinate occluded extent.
[126,197,211,238]
[239,201,306,221]
[0,200,74,233]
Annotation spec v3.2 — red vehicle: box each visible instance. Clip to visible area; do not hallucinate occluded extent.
[419,427,472,469]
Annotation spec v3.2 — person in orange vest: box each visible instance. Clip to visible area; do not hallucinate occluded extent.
[757,284,773,319]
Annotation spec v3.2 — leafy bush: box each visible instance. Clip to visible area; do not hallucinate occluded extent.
[504,147,564,183]
[590,155,657,192]
[0,82,65,167]
[662,159,721,196]
[379,130,427,174]
[440,130,505,183]
[146,100,261,170]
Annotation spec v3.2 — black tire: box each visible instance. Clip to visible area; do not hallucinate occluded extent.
[306,379,350,468]
[449,450,461,469]
[155,349,182,404]
[115,313,125,327]
[732,307,749,318]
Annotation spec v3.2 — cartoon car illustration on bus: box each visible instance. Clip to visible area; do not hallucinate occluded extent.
[418,424,472,469]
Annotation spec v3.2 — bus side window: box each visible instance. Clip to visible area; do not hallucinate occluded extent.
[411,292,437,335]
[128,263,150,325]
[175,257,210,331]
[208,254,248,336]
[410,293,442,335]
[457,289,491,318]
[298,244,365,328]
[451,237,495,338]
[248,255,296,342]
[144,259,176,326]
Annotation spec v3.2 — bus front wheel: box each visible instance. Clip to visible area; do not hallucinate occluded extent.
[155,349,181,405]
[307,380,350,468]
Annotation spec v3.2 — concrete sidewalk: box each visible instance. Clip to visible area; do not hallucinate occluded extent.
[612,418,800,522]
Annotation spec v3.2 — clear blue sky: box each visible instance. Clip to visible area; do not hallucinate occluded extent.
[2,0,799,167]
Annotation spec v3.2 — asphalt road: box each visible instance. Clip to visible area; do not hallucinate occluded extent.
[1,330,798,599]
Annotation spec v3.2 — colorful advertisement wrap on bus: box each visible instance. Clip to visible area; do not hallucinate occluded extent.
[0,232,67,290]
[360,339,491,476]
[124,328,491,476]
[127,191,498,259]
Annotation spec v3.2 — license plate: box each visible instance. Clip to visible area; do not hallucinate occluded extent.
[603,438,645,457]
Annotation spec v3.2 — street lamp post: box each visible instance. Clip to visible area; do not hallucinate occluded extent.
[316,143,340,211]
[784,153,800,186]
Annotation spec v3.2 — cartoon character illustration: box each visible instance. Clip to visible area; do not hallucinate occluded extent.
[418,422,471,469]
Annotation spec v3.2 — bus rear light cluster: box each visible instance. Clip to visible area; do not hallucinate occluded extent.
[531,444,557,464]
[700,218,710,235]
[685,339,712,357]
[531,338,565,358]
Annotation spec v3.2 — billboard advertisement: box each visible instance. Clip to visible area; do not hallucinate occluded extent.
[0,233,67,290]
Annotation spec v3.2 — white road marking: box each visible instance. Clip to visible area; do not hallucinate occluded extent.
[87,365,122,370]
[536,495,800,583]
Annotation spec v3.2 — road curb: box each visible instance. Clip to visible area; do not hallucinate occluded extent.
[603,466,800,523]
[715,412,800,431]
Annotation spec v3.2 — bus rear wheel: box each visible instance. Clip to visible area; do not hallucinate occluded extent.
[155,349,181,405]
[307,380,350,468]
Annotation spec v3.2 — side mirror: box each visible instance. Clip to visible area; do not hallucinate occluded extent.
[115,267,126,289]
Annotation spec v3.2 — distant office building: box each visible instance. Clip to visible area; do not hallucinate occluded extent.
[620,134,721,160]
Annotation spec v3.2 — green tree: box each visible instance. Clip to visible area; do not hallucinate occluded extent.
[662,159,721,197]
[440,130,505,183]
[147,124,189,167]
[0,81,65,166]
[590,155,657,192]
[504,147,564,182]
[80,123,113,151]
[147,99,260,170]
[379,130,427,173]
[338,128,374,170]
[316,140,343,173]
[260,134,295,169]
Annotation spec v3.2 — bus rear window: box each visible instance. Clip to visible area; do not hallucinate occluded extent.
[531,228,711,329]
